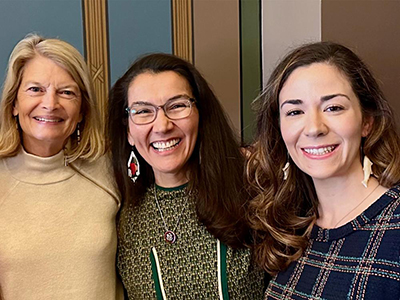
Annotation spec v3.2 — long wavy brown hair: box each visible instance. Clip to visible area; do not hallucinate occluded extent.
[108,53,250,248]
[246,42,400,274]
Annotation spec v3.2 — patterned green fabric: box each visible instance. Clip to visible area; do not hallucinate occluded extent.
[118,184,264,299]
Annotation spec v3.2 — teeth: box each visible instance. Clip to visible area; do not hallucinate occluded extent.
[152,139,180,151]
[35,117,61,123]
[304,146,335,155]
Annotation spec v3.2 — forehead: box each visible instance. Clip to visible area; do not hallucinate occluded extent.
[20,55,77,84]
[127,71,192,105]
[278,62,358,108]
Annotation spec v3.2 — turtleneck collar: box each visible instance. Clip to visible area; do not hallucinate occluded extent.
[4,147,77,185]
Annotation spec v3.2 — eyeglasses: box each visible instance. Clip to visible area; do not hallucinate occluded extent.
[125,95,196,125]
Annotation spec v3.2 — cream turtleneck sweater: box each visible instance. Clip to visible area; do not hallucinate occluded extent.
[0,148,123,300]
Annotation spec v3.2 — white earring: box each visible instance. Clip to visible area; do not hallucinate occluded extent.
[282,161,290,181]
[361,155,373,188]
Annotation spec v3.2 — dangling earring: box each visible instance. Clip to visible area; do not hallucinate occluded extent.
[361,155,373,188]
[14,115,19,130]
[76,123,81,145]
[282,161,290,181]
[127,147,140,182]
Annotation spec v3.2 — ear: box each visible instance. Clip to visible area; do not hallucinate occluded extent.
[12,103,18,117]
[127,129,135,146]
[361,116,374,137]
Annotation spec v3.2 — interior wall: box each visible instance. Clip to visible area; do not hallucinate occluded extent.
[262,0,321,83]
[107,0,172,85]
[322,0,400,123]
[0,0,84,83]
[193,0,241,133]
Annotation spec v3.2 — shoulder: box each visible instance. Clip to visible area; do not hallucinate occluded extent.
[70,153,121,207]
[0,156,15,184]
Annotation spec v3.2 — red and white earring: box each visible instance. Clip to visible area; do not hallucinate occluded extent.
[128,148,140,182]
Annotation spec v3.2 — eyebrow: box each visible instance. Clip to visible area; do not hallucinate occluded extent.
[321,93,350,101]
[22,81,79,89]
[280,99,302,109]
[280,93,350,109]
[131,94,191,106]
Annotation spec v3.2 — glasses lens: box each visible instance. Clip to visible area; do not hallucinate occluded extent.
[130,105,156,124]
[165,98,192,120]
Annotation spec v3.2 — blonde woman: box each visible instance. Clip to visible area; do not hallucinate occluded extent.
[0,35,123,299]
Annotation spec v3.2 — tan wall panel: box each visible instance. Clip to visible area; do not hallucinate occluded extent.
[322,0,400,122]
[193,0,241,133]
[262,0,321,82]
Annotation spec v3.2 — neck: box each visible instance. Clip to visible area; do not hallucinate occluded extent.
[154,173,189,188]
[23,141,64,157]
[314,172,384,229]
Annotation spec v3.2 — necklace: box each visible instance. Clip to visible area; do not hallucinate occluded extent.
[333,183,380,228]
[153,185,188,244]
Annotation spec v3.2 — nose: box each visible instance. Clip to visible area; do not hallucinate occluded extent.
[152,109,173,133]
[41,90,59,110]
[304,110,328,137]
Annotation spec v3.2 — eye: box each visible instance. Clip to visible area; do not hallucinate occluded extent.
[285,109,303,116]
[27,86,44,93]
[133,107,154,115]
[324,105,344,112]
[167,100,189,111]
[61,90,74,95]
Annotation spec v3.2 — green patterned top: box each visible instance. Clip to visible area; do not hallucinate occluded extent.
[117,184,264,299]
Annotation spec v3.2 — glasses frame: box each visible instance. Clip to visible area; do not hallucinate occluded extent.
[125,96,196,125]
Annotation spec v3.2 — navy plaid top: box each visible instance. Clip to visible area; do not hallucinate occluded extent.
[265,186,400,300]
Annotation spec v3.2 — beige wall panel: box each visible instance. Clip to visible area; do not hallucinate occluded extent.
[322,0,400,121]
[193,0,241,133]
[262,0,321,82]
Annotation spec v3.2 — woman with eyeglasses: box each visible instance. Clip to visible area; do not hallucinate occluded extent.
[107,53,264,299]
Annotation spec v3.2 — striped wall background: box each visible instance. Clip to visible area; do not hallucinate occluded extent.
[1,0,399,142]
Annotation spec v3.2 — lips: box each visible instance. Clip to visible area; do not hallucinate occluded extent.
[151,138,181,152]
[302,145,337,156]
[34,116,63,123]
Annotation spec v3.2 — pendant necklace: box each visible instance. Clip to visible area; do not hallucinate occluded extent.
[153,185,188,244]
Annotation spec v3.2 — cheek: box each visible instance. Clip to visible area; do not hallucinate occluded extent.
[280,121,293,146]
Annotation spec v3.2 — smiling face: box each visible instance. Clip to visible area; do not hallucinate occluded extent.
[13,55,82,157]
[127,71,199,187]
[279,62,372,183]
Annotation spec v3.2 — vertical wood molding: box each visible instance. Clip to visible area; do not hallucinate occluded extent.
[172,0,193,63]
[83,0,109,128]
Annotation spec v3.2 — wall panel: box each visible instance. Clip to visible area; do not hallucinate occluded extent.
[193,0,241,133]
[0,0,84,82]
[262,0,321,82]
[322,0,400,122]
[107,0,172,85]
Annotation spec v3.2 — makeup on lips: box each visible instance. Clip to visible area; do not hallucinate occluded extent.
[151,138,181,153]
[302,145,338,158]
[34,115,64,124]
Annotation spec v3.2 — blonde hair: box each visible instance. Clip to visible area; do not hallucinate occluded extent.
[0,33,104,162]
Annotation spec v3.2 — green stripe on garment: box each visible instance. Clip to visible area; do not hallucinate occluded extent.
[220,242,230,300]
[150,249,164,300]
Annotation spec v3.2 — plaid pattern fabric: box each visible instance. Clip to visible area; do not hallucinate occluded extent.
[265,186,400,300]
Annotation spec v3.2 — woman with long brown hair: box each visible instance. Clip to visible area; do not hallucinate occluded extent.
[247,42,400,299]
[108,53,264,299]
